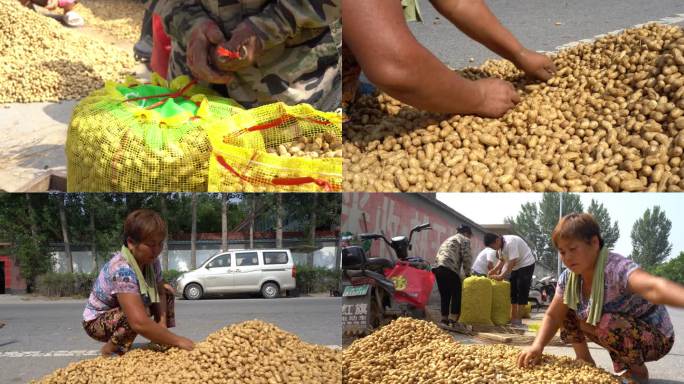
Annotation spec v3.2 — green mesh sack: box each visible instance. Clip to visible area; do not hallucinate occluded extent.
[66,74,243,191]
[459,276,493,326]
[490,280,512,325]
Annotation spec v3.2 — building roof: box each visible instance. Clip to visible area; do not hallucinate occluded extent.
[416,194,488,233]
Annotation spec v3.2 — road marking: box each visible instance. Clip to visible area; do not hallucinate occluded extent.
[1,346,341,357]
[0,350,99,357]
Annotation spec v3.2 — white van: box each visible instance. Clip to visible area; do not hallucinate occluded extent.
[174,249,296,299]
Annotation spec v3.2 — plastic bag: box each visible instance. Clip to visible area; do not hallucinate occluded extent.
[384,262,435,309]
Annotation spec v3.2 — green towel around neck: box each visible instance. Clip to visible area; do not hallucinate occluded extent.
[121,245,159,304]
[563,247,608,326]
[401,0,423,22]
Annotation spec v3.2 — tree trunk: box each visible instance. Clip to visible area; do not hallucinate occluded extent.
[25,194,38,243]
[191,193,197,270]
[249,195,255,248]
[90,205,97,272]
[308,194,317,266]
[276,194,283,248]
[221,194,228,251]
[58,194,73,273]
[160,194,169,271]
[25,194,40,292]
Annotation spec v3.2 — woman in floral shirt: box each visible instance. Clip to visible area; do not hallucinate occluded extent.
[83,209,194,356]
[518,213,684,383]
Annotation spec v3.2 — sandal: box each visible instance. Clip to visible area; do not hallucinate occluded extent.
[62,10,84,28]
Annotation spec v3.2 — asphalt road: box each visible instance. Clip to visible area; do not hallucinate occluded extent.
[0,296,340,383]
[408,0,684,69]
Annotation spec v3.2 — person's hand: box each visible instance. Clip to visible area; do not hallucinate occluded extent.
[514,48,556,81]
[517,345,543,368]
[212,22,263,72]
[163,283,176,296]
[187,19,233,84]
[176,336,195,351]
[491,274,504,281]
[473,78,520,118]
[158,318,168,329]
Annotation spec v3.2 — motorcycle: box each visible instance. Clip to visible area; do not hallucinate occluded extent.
[528,275,557,310]
[341,223,433,336]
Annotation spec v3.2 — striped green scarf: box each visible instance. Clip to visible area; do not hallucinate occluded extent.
[121,245,159,304]
[563,247,607,326]
[401,0,423,22]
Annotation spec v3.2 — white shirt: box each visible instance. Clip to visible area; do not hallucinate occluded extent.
[472,247,498,275]
[501,235,536,271]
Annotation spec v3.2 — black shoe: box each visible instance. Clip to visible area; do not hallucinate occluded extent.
[133,35,152,62]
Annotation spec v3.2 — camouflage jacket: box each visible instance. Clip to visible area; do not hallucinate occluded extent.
[157,0,341,109]
[435,234,472,276]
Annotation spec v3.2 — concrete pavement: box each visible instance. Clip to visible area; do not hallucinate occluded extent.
[409,0,684,69]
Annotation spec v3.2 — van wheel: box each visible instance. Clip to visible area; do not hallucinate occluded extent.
[184,283,203,300]
[261,282,280,299]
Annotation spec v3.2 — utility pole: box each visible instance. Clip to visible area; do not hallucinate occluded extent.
[557,193,563,278]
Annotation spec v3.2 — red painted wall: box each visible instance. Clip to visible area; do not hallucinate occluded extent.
[0,255,27,293]
[342,194,485,264]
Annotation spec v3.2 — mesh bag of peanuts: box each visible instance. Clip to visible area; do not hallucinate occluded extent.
[522,301,534,319]
[66,74,243,191]
[459,276,494,326]
[490,279,512,326]
[207,103,343,192]
[32,320,341,384]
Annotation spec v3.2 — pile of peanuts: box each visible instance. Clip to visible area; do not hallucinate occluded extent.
[76,0,146,43]
[266,133,344,159]
[344,24,684,192]
[343,317,618,384]
[0,0,136,103]
[33,320,341,384]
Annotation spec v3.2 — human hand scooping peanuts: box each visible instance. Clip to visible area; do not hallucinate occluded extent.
[343,0,555,117]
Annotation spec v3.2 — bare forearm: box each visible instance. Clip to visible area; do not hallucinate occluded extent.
[430,0,524,64]
[343,0,483,114]
[501,262,513,276]
[364,43,483,113]
[532,312,562,350]
[158,292,167,322]
[134,319,180,346]
[647,278,684,307]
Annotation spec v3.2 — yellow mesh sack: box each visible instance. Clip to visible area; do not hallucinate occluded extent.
[207,103,342,192]
[490,280,512,325]
[459,276,493,326]
[66,74,243,191]
[522,302,533,319]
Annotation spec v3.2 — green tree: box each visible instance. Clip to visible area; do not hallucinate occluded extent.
[649,252,684,284]
[630,206,672,268]
[507,193,583,270]
[0,194,53,292]
[586,199,620,249]
[190,193,198,270]
[505,202,545,265]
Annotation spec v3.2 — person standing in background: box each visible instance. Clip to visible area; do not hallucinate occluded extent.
[485,233,536,328]
[433,224,473,326]
[472,245,498,277]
